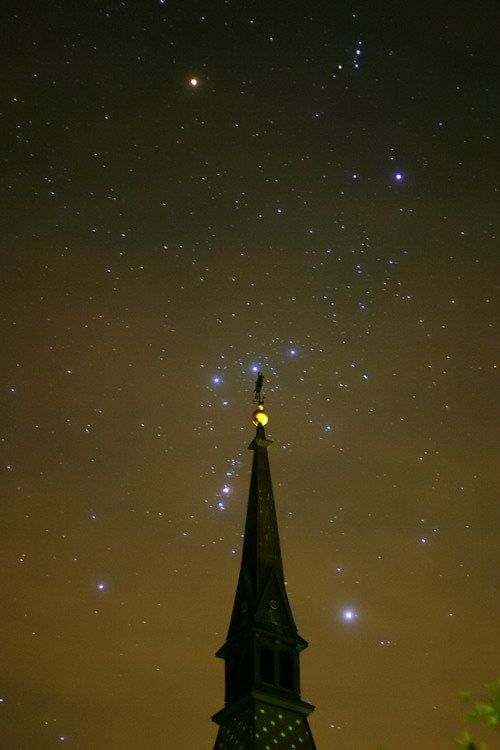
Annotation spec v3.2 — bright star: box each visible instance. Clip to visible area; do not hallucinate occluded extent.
[343,609,356,621]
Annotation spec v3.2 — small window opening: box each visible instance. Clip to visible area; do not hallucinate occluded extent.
[259,645,275,684]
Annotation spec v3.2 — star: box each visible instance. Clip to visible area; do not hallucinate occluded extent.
[343,609,357,621]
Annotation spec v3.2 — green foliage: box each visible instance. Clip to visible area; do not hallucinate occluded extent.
[454,730,484,750]
[376,681,500,750]
[455,679,500,750]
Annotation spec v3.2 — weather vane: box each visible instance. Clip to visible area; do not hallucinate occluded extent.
[253,371,265,405]
[252,372,269,427]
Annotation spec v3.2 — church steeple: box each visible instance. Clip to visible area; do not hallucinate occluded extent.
[212,375,316,749]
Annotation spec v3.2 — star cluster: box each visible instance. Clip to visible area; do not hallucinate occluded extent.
[1,2,499,749]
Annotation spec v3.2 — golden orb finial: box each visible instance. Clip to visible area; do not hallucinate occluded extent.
[252,403,269,427]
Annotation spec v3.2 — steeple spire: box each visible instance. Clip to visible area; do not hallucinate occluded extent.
[212,375,316,749]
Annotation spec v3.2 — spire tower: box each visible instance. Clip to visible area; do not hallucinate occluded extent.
[212,374,316,749]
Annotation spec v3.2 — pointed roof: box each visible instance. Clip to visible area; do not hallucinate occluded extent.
[225,417,306,648]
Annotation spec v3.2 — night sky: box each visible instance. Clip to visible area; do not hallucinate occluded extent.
[2,1,499,748]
